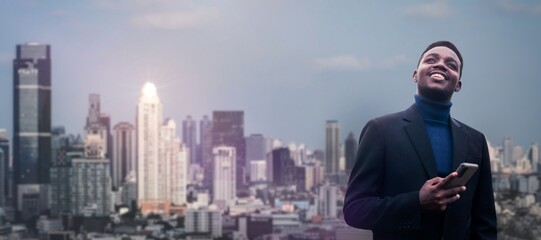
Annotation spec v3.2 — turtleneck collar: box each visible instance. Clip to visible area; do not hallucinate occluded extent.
[414,95,452,123]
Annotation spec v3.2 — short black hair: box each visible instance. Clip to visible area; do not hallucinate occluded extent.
[417,40,463,79]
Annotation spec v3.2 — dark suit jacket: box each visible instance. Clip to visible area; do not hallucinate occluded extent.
[343,104,497,239]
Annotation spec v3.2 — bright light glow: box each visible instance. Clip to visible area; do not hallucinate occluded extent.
[142,82,157,97]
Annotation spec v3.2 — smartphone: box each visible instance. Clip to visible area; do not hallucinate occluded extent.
[446,163,478,188]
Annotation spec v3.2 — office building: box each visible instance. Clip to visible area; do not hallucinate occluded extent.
[113,122,135,190]
[212,111,245,193]
[200,115,213,191]
[271,148,295,187]
[0,130,9,201]
[182,115,197,165]
[13,43,52,219]
[325,120,340,176]
[161,119,187,206]
[246,134,270,180]
[345,132,357,174]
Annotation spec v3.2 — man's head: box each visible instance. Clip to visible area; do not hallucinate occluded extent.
[413,40,463,103]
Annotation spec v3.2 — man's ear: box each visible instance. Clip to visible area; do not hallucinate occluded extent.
[412,71,418,82]
[455,81,462,92]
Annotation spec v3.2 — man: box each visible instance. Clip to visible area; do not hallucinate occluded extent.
[343,41,497,239]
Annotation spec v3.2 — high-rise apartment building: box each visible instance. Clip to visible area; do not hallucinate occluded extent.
[345,132,357,174]
[70,158,112,216]
[13,43,52,218]
[136,82,165,214]
[212,111,245,193]
[161,119,187,206]
[325,121,340,176]
[50,128,81,216]
[113,122,135,190]
[172,143,188,206]
[182,115,197,165]
[212,146,236,208]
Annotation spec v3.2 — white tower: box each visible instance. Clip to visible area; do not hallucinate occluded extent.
[136,82,164,213]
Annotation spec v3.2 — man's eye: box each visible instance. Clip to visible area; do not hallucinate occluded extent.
[448,63,457,70]
[425,58,436,63]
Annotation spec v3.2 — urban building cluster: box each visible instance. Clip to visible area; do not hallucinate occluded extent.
[0,43,539,239]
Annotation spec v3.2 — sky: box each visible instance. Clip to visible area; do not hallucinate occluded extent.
[1,0,541,150]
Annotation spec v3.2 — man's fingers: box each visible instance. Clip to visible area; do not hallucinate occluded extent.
[438,172,458,188]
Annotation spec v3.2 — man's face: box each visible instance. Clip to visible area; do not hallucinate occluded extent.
[413,46,462,102]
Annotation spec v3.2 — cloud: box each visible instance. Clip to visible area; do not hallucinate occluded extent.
[131,8,219,30]
[91,0,219,30]
[314,55,408,72]
[404,1,453,18]
[497,0,541,15]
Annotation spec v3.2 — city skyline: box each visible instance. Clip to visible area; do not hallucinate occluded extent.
[1,1,541,150]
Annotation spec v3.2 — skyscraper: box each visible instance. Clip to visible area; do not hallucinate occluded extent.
[212,146,236,208]
[113,122,135,190]
[161,119,187,206]
[503,136,512,166]
[271,148,295,186]
[527,143,540,173]
[318,182,338,219]
[245,134,270,181]
[182,115,197,165]
[136,82,164,214]
[13,43,52,218]
[87,94,100,125]
[212,111,245,193]
[345,132,357,174]
[0,130,9,201]
[200,115,213,191]
[0,148,5,206]
[325,120,340,176]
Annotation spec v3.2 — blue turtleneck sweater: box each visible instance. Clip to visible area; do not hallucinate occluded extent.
[414,95,453,177]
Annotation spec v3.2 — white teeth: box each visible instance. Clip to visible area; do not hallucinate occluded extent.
[431,73,444,79]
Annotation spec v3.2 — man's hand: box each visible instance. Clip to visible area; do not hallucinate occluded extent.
[419,172,467,211]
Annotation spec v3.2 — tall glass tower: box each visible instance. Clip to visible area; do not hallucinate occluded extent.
[182,115,197,165]
[325,120,340,176]
[13,43,52,217]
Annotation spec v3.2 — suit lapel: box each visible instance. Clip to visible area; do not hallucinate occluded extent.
[403,105,438,178]
[450,118,468,170]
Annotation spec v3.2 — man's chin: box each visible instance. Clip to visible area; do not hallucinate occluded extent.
[418,89,453,102]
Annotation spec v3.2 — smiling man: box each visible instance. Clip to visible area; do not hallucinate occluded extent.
[343,41,497,239]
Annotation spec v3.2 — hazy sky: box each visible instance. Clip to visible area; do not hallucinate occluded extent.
[1,0,540,150]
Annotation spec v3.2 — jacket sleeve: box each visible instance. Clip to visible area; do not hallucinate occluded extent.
[343,119,422,231]
[470,135,497,239]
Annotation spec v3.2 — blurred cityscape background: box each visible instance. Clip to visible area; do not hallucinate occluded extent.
[1,1,540,239]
